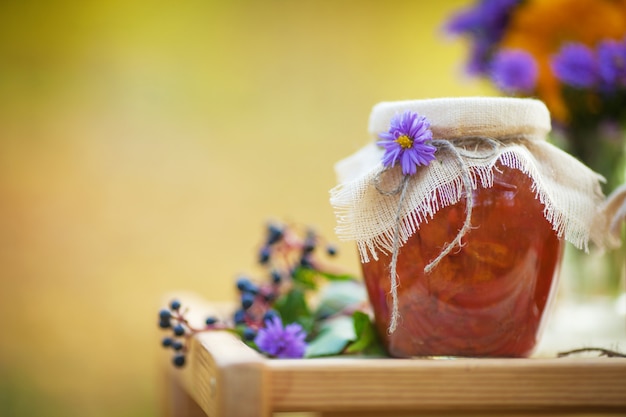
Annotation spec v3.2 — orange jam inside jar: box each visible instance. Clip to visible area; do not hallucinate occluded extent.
[361,162,564,358]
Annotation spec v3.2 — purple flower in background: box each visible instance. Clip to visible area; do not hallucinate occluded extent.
[445,0,520,39]
[598,38,626,89]
[445,5,481,35]
[377,111,436,176]
[551,43,598,89]
[254,316,307,359]
[490,49,538,93]
[465,39,493,75]
[444,0,523,76]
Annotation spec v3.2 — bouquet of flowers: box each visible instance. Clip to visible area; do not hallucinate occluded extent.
[445,0,626,192]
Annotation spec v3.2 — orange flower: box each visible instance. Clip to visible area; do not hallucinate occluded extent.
[499,0,626,122]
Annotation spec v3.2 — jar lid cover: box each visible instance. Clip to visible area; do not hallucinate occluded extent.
[369,97,551,141]
[331,97,605,265]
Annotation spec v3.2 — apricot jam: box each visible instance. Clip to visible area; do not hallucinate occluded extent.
[361,163,564,358]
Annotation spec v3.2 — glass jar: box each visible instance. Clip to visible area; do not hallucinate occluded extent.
[361,162,564,358]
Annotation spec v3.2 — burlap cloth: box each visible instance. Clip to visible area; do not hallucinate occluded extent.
[330,97,609,264]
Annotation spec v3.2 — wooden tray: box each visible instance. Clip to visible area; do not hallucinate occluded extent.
[160,294,626,417]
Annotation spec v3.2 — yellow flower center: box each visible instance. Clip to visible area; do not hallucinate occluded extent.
[395,135,413,149]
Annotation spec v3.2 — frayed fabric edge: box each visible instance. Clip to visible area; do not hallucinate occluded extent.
[330,144,601,264]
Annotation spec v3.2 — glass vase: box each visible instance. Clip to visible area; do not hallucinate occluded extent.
[557,125,626,299]
[551,125,626,350]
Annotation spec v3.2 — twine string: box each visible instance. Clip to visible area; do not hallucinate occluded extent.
[374,172,410,333]
[374,136,502,334]
[424,140,476,273]
[373,168,408,196]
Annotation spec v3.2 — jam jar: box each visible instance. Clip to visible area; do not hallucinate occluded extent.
[361,162,564,357]
[332,98,604,358]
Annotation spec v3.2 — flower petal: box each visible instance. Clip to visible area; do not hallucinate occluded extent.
[378,110,435,175]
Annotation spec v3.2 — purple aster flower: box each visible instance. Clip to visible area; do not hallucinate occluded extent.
[490,49,538,93]
[444,6,482,36]
[466,39,493,76]
[444,0,523,76]
[254,316,307,359]
[551,43,598,89]
[377,111,436,176]
[598,38,626,89]
[445,0,520,39]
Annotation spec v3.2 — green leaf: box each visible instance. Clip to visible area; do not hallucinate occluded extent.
[290,266,358,291]
[273,288,314,332]
[233,325,260,351]
[345,311,387,356]
[314,280,367,320]
[316,270,358,281]
[290,266,318,290]
[305,315,356,358]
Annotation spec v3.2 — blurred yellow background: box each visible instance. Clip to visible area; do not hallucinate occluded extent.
[0,1,490,416]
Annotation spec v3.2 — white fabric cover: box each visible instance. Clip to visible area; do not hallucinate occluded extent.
[330,97,606,263]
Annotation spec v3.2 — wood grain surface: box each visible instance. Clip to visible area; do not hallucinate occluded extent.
[163,294,626,417]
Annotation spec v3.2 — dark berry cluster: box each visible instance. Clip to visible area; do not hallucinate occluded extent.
[158,300,188,367]
[257,222,338,269]
[157,299,225,367]
[228,222,339,333]
[158,221,344,366]
[232,276,276,336]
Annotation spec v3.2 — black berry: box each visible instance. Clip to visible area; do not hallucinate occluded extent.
[241,292,255,310]
[173,324,185,336]
[263,291,276,303]
[236,277,251,291]
[159,309,172,320]
[234,309,246,325]
[172,354,186,368]
[162,337,174,348]
[243,327,257,341]
[300,256,314,269]
[263,310,279,323]
[270,269,282,284]
[258,246,271,264]
[303,239,316,254]
[266,223,284,245]
[170,300,181,311]
[236,277,259,295]
[205,317,218,326]
[172,340,184,351]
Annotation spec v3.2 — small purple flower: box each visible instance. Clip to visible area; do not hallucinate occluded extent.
[445,0,520,39]
[598,38,626,89]
[254,316,307,359]
[551,43,598,89]
[490,49,538,93]
[444,6,482,36]
[444,0,523,76]
[377,111,436,176]
[466,39,493,76]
